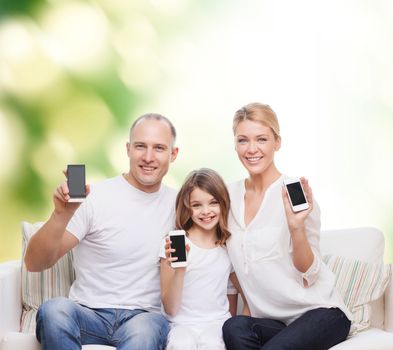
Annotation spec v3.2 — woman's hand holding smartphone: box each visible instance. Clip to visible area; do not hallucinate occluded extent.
[282,177,313,232]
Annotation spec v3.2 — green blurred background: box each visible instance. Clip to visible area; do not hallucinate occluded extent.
[1,0,393,262]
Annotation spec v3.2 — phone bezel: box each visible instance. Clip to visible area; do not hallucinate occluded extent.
[283,177,309,212]
[169,230,187,268]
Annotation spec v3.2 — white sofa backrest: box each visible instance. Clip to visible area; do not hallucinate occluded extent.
[320,227,384,263]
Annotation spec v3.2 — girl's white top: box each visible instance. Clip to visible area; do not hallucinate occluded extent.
[160,237,232,325]
[226,175,352,325]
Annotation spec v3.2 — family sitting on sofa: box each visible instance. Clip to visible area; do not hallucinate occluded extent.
[24,103,352,350]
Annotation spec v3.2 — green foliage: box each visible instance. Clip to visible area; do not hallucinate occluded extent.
[0,0,196,261]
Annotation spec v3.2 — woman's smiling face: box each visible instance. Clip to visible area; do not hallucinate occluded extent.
[234,119,280,176]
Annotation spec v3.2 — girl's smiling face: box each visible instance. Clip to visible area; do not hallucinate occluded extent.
[189,187,221,234]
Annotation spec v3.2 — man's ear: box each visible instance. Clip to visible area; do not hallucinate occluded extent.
[126,142,131,154]
[171,147,179,162]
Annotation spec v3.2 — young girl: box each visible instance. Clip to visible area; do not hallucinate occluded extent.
[160,168,248,350]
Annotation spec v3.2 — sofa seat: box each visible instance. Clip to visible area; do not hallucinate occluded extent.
[330,327,393,349]
[2,327,393,350]
[1,332,115,350]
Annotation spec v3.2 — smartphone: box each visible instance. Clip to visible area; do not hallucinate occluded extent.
[283,177,309,212]
[67,164,86,202]
[169,230,187,268]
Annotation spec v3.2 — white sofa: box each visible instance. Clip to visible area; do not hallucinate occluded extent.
[1,227,393,350]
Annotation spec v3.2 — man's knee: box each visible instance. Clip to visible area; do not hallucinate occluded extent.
[118,312,169,349]
[36,297,80,345]
[37,297,76,325]
[134,312,169,338]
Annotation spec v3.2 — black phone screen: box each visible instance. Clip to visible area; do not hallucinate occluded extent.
[170,235,186,262]
[67,165,86,198]
[286,182,306,206]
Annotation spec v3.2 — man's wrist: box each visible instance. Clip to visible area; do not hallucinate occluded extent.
[51,210,74,226]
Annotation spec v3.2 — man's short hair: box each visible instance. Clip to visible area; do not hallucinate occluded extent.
[129,113,177,146]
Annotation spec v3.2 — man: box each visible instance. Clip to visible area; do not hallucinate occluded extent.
[24,113,179,350]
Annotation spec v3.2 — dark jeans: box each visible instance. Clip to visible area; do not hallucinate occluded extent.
[222,307,351,350]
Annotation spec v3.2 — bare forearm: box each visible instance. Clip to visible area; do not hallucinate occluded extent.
[290,226,314,273]
[24,211,73,272]
[161,268,186,316]
[229,273,250,316]
[228,294,238,316]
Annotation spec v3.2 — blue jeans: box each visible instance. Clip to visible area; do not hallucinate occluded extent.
[222,307,350,350]
[36,297,169,350]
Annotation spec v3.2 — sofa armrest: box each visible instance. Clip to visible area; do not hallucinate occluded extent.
[0,260,22,338]
[385,275,393,332]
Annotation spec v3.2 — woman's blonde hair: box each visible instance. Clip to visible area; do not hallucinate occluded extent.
[175,168,231,246]
[233,102,280,140]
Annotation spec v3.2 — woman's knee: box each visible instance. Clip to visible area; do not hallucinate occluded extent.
[223,315,250,335]
[223,315,253,347]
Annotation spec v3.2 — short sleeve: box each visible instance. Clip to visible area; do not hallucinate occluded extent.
[66,197,94,241]
[227,276,238,295]
[159,237,167,259]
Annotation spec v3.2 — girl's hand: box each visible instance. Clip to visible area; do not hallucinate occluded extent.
[282,177,313,233]
[164,236,190,268]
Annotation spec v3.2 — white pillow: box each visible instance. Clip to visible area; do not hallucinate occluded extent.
[21,221,75,333]
[323,254,392,332]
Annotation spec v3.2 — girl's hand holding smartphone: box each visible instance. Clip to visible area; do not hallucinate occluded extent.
[166,230,188,268]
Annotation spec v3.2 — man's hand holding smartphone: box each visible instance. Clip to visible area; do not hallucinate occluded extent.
[53,165,90,217]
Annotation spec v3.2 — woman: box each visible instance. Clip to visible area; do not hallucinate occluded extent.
[222,103,352,350]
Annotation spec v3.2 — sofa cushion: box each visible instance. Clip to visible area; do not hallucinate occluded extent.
[329,327,393,349]
[320,228,386,328]
[323,254,392,332]
[21,222,75,333]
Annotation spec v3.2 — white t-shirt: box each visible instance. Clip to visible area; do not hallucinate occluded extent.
[226,175,352,325]
[159,237,233,325]
[66,175,176,312]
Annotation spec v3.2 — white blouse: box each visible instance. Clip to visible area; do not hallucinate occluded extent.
[226,175,352,325]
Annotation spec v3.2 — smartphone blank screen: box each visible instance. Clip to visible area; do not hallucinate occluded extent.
[170,235,186,262]
[286,182,306,206]
[68,165,86,197]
